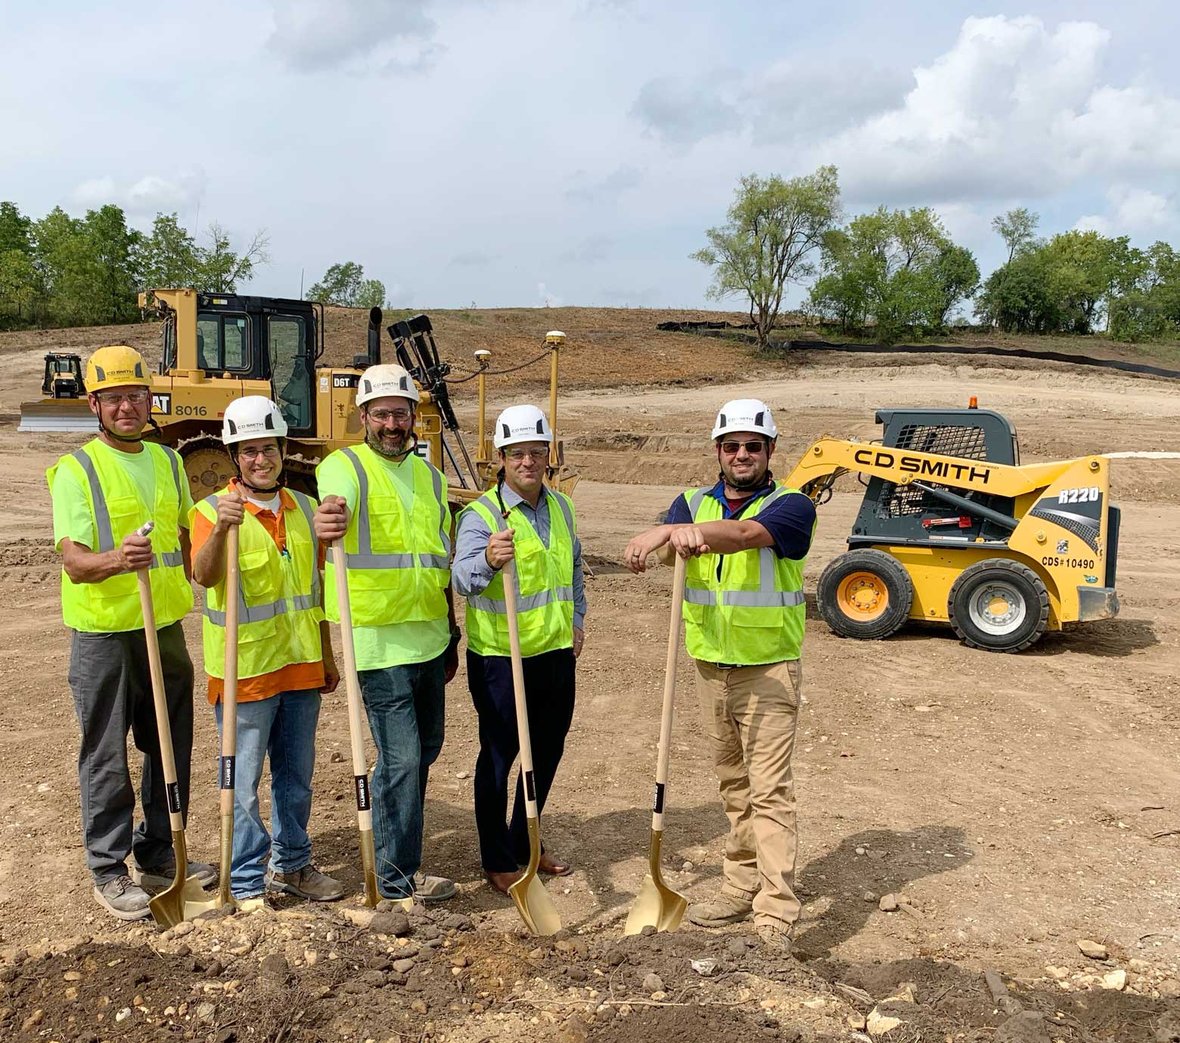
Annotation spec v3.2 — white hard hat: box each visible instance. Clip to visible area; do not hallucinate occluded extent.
[711,398,778,441]
[493,404,553,449]
[222,396,288,445]
[356,363,420,407]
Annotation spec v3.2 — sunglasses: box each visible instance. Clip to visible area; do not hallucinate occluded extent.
[719,439,767,455]
[505,447,549,462]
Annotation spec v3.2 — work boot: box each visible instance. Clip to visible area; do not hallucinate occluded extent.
[93,874,152,921]
[755,924,794,956]
[412,871,457,902]
[133,858,218,891]
[265,865,346,902]
[686,893,754,927]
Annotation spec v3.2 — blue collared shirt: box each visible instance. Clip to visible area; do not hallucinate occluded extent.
[453,483,587,629]
[665,477,815,560]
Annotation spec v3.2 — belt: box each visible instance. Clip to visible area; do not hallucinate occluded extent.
[710,662,743,671]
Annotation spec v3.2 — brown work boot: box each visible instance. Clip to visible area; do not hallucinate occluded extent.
[266,865,346,901]
[756,924,794,956]
[412,871,457,902]
[686,893,754,927]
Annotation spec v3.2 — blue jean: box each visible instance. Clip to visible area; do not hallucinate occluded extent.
[357,655,446,899]
[214,688,321,899]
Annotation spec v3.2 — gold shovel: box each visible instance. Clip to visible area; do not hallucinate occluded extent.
[331,541,380,908]
[624,552,688,935]
[212,523,241,911]
[503,559,561,936]
[134,523,214,929]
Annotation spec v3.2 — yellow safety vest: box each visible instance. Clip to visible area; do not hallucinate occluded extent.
[192,488,323,681]
[683,483,808,666]
[321,446,451,627]
[47,440,193,633]
[462,489,576,657]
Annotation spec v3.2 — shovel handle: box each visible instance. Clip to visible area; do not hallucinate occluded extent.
[331,541,380,907]
[502,560,540,818]
[220,524,239,799]
[651,553,686,831]
[136,565,185,834]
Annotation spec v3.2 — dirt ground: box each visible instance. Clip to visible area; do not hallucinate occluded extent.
[1,312,1179,1043]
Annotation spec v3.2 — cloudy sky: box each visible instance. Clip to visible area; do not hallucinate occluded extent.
[2,1,1178,310]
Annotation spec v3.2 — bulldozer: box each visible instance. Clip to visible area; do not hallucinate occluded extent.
[18,288,576,503]
[783,404,1120,652]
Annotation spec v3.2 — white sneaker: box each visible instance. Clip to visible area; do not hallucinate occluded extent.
[412,871,456,902]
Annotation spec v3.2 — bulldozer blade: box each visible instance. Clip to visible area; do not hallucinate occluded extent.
[149,830,216,929]
[17,398,95,433]
[624,830,687,936]
[508,818,561,936]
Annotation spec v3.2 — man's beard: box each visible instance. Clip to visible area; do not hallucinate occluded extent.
[723,467,765,491]
[367,428,412,459]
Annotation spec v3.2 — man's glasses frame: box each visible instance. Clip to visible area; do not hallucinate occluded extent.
[94,389,151,406]
[504,447,550,462]
[719,439,767,455]
[366,408,413,424]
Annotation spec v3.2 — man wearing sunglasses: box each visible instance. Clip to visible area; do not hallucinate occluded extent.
[47,345,213,920]
[313,364,460,905]
[452,404,585,895]
[624,398,815,954]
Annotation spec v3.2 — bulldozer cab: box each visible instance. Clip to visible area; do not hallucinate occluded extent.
[159,293,323,438]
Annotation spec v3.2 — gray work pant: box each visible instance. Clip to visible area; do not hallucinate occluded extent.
[67,623,194,883]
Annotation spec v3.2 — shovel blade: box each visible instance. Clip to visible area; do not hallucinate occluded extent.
[509,871,561,936]
[624,872,688,936]
[150,874,214,929]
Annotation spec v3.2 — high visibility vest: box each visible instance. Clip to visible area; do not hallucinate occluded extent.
[322,445,451,627]
[192,488,323,681]
[47,440,193,633]
[682,484,808,666]
[462,488,576,657]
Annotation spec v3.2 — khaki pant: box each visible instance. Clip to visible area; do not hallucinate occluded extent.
[695,658,802,931]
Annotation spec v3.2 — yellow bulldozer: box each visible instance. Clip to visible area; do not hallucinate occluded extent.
[19,288,576,503]
[783,404,1120,652]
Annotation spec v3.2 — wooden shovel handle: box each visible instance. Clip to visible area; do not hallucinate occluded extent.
[651,553,686,830]
[331,542,374,825]
[502,560,540,817]
[137,569,185,833]
[220,524,239,812]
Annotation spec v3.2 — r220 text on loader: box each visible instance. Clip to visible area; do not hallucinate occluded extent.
[784,404,1120,652]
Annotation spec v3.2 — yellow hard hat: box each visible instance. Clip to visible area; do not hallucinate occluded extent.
[85,345,150,393]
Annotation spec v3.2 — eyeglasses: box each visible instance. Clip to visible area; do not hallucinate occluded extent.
[505,447,549,462]
[95,389,150,406]
[719,439,767,455]
[366,408,413,424]
[237,445,281,460]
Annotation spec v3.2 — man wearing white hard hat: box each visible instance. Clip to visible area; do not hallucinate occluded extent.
[190,396,344,903]
[452,404,585,895]
[313,365,460,903]
[625,398,815,954]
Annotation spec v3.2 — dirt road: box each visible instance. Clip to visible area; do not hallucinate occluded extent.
[0,337,1177,1042]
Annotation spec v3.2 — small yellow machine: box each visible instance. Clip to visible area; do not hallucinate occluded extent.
[19,289,575,503]
[784,405,1120,652]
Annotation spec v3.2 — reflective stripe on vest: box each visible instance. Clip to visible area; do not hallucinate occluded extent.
[196,487,324,681]
[50,440,193,633]
[682,482,808,665]
[321,445,451,628]
[462,488,575,657]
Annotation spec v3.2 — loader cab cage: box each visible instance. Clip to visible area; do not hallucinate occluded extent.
[850,408,1021,549]
[159,293,324,437]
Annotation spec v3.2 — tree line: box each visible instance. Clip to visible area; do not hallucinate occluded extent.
[0,202,269,330]
[695,169,1180,346]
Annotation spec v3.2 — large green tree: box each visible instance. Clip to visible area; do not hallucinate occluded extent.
[307,261,385,308]
[693,165,840,350]
[140,213,200,290]
[809,207,977,342]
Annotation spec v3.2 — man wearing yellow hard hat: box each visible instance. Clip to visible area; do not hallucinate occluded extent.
[46,345,214,921]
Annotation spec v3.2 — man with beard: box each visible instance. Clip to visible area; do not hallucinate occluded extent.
[47,345,212,920]
[313,365,460,903]
[190,396,343,903]
[624,399,815,955]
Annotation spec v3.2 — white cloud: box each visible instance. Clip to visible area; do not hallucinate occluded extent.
[821,16,1180,203]
[1075,185,1176,236]
[70,171,206,221]
[267,0,438,72]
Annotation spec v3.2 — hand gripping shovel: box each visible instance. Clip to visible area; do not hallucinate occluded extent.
[624,552,688,935]
[503,559,561,936]
[331,542,380,908]
[134,523,213,928]
[213,524,241,911]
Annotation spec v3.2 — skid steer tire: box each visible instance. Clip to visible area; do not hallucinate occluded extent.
[948,558,1049,653]
[816,549,914,641]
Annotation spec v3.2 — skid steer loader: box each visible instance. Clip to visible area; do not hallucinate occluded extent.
[783,405,1120,652]
[18,288,576,504]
